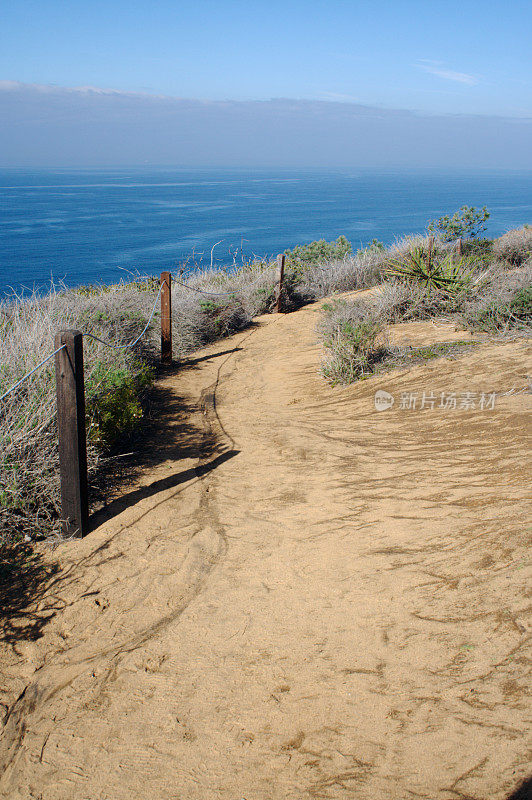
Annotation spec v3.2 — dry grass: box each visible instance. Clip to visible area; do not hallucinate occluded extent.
[0,259,282,548]
[295,234,452,301]
[492,226,532,266]
[371,256,532,329]
[0,281,161,544]
[296,247,384,299]
[318,300,387,384]
[460,258,532,333]
[2,228,531,547]
[318,242,531,385]
[169,259,278,354]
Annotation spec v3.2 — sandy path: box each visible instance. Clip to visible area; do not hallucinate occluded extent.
[1,299,531,799]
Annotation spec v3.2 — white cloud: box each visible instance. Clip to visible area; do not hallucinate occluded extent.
[0,80,25,91]
[0,80,173,99]
[1,80,530,169]
[417,63,479,85]
[318,91,361,103]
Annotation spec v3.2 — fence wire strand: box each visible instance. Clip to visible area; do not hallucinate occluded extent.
[0,345,67,403]
[0,282,164,403]
[172,279,241,297]
[172,267,276,297]
[82,283,163,351]
[1,265,278,404]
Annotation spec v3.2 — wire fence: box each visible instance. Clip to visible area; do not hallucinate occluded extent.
[81,282,163,351]
[0,261,284,537]
[0,286,163,403]
[171,263,278,297]
[0,263,282,404]
[0,345,67,403]
[172,280,243,297]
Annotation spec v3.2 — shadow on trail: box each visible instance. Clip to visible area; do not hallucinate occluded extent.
[0,542,60,646]
[505,776,532,799]
[1,346,240,649]
[90,449,239,530]
[179,346,242,368]
[90,345,242,527]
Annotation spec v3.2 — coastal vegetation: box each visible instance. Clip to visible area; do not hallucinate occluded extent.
[1,218,531,563]
[318,224,531,385]
[427,204,491,241]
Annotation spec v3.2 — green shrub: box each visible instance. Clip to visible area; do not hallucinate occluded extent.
[134,275,160,292]
[510,285,532,318]
[318,301,386,384]
[463,284,532,333]
[284,235,352,272]
[86,360,153,449]
[250,286,275,310]
[427,206,490,241]
[197,298,248,342]
[74,283,112,297]
[76,276,159,296]
[460,238,494,267]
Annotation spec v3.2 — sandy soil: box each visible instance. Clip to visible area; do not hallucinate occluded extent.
[1,296,531,799]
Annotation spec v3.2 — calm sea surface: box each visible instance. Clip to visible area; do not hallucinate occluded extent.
[1,168,531,296]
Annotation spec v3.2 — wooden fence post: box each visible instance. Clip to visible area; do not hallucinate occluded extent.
[160,271,172,364]
[457,238,462,255]
[275,254,285,313]
[54,330,89,538]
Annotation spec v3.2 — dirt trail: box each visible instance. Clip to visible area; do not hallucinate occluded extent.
[1,298,531,800]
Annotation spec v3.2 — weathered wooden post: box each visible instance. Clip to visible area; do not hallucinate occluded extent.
[275,254,285,313]
[457,238,462,255]
[160,271,172,364]
[54,330,89,538]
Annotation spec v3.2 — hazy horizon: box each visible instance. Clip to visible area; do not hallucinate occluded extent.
[2,1,531,170]
[2,163,532,174]
[1,82,531,170]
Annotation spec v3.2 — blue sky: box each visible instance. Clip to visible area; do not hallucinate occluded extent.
[2,0,531,115]
[1,1,531,166]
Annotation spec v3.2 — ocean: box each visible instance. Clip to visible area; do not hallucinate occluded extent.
[1,167,531,296]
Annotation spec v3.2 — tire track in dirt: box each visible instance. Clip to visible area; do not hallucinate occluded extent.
[0,332,253,796]
[0,304,530,799]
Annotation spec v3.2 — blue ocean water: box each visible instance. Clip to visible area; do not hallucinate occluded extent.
[1,167,531,296]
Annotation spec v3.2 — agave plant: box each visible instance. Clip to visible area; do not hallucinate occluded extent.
[386,245,476,296]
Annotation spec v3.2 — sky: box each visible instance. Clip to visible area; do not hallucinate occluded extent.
[1,0,531,168]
